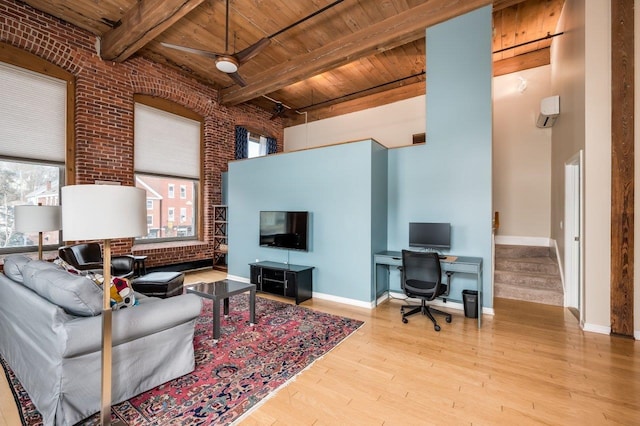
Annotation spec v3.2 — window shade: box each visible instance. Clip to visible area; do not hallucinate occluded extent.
[0,61,66,162]
[134,103,200,179]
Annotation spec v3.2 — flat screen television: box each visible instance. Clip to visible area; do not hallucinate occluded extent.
[409,222,451,250]
[260,211,309,251]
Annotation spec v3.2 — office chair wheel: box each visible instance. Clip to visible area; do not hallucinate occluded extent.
[402,317,408,324]
[445,316,452,323]
[434,324,441,332]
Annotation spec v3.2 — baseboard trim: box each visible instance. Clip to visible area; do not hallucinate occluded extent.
[225,274,249,283]
[222,277,497,315]
[582,322,611,335]
[312,292,374,309]
[224,275,375,308]
[388,291,494,315]
[147,259,213,273]
[495,235,551,246]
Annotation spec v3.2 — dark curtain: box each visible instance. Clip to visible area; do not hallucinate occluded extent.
[266,137,277,154]
[235,126,248,159]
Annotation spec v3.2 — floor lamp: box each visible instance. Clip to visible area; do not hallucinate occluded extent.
[14,204,62,260]
[61,185,147,426]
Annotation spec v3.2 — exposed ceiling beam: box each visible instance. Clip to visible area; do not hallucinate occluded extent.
[285,81,426,126]
[493,47,550,76]
[221,0,491,106]
[492,0,528,12]
[100,0,205,62]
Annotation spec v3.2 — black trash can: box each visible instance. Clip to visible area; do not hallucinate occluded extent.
[462,290,478,318]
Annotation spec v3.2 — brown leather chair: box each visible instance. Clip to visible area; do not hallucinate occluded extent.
[58,243,135,278]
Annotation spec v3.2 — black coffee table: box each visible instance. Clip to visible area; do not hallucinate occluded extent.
[185,280,256,342]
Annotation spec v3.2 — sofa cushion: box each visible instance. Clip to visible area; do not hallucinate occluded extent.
[22,262,103,316]
[2,254,32,283]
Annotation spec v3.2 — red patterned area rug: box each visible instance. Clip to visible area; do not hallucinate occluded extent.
[1,295,363,425]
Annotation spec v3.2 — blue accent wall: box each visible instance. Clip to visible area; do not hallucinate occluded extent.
[387,6,493,306]
[227,6,493,307]
[228,139,386,302]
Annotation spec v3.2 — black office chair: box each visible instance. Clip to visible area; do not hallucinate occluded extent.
[400,250,452,331]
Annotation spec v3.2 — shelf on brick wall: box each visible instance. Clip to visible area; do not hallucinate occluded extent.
[213,205,227,271]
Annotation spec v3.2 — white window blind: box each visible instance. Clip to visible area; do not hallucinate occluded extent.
[134,103,200,179]
[0,62,66,162]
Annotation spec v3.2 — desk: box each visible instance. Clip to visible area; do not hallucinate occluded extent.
[373,250,483,328]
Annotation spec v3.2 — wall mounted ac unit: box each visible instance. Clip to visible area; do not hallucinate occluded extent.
[536,95,560,128]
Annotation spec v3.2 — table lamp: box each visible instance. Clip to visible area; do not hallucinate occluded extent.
[14,204,62,260]
[61,184,147,425]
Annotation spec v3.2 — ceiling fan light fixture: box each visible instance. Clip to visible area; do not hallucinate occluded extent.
[215,55,238,73]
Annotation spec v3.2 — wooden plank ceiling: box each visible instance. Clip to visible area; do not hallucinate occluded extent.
[22,0,564,126]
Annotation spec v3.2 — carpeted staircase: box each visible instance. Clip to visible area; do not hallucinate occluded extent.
[494,244,564,306]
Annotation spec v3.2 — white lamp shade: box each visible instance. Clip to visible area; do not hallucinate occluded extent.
[61,185,147,241]
[14,205,62,232]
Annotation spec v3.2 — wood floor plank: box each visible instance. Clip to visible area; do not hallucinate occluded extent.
[1,269,638,425]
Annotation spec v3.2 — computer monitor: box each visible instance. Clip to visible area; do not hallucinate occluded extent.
[409,222,451,250]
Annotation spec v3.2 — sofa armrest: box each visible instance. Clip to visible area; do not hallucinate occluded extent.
[62,293,202,358]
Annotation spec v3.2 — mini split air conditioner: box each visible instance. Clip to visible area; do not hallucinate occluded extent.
[536,95,560,128]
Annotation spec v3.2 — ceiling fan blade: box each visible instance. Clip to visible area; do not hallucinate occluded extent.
[161,42,222,60]
[228,71,247,87]
[234,38,271,65]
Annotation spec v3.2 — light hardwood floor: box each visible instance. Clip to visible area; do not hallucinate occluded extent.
[2,269,638,425]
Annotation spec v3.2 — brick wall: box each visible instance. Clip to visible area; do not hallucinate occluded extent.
[1,0,284,268]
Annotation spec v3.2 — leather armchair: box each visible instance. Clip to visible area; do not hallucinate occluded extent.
[58,243,135,278]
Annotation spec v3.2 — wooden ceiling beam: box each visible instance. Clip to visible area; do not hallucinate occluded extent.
[493,0,528,12]
[221,0,491,106]
[100,0,205,62]
[285,81,426,126]
[493,47,550,76]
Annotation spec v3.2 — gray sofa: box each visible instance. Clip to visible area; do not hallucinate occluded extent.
[0,255,203,426]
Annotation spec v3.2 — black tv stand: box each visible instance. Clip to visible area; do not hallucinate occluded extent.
[249,261,314,304]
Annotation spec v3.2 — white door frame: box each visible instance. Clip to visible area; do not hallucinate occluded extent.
[564,150,584,323]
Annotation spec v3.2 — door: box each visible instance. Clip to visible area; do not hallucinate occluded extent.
[564,151,583,321]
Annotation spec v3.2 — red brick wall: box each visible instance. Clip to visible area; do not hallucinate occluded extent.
[1,0,284,268]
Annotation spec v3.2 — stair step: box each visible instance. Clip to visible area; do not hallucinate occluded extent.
[495,244,550,259]
[495,283,564,306]
[495,257,559,275]
[494,270,562,291]
[494,244,563,306]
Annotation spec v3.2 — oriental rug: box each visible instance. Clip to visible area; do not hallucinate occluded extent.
[1,295,364,425]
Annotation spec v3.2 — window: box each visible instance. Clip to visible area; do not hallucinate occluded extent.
[0,160,63,251]
[0,57,70,255]
[146,200,153,210]
[147,215,153,225]
[247,132,267,158]
[134,96,201,242]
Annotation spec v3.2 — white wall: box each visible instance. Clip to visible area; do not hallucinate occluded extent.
[493,66,552,240]
[284,95,425,151]
[552,0,613,333]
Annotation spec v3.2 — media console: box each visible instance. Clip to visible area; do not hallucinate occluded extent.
[249,261,314,304]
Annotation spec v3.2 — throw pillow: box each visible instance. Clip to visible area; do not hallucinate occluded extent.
[22,263,102,316]
[2,254,32,283]
[87,273,138,310]
[54,257,84,275]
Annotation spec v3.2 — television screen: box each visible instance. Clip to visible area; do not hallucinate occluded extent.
[409,222,450,250]
[260,211,309,251]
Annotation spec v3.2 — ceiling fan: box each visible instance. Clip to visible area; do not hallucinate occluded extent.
[161,0,270,87]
